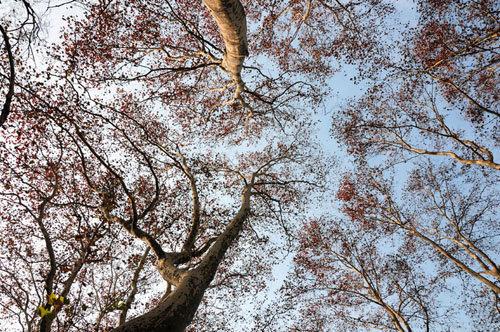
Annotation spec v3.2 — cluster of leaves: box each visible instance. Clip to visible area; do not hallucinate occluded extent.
[37,292,70,319]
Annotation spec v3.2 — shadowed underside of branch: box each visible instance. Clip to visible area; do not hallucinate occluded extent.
[0,25,15,127]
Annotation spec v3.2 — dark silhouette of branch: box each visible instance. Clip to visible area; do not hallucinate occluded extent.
[0,25,15,127]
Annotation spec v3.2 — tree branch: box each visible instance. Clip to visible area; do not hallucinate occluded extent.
[0,25,15,127]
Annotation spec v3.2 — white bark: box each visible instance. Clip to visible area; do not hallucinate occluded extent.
[203,0,248,95]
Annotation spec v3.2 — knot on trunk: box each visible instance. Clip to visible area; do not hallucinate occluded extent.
[155,256,188,286]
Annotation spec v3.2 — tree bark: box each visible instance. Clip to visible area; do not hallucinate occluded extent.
[203,0,248,94]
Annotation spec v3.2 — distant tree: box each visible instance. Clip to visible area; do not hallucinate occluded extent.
[281,163,498,331]
[291,217,440,332]
[319,0,500,329]
[336,0,499,169]
[339,165,498,317]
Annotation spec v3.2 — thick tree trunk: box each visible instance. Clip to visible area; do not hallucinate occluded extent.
[203,0,248,94]
[112,187,251,332]
[110,272,214,332]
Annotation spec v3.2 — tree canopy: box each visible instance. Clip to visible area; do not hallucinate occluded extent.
[0,0,498,331]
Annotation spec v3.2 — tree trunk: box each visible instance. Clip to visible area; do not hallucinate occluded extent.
[110,272,214,332]
[112,3,250,329]
[112,187,251,332]
[203,0,248,93]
